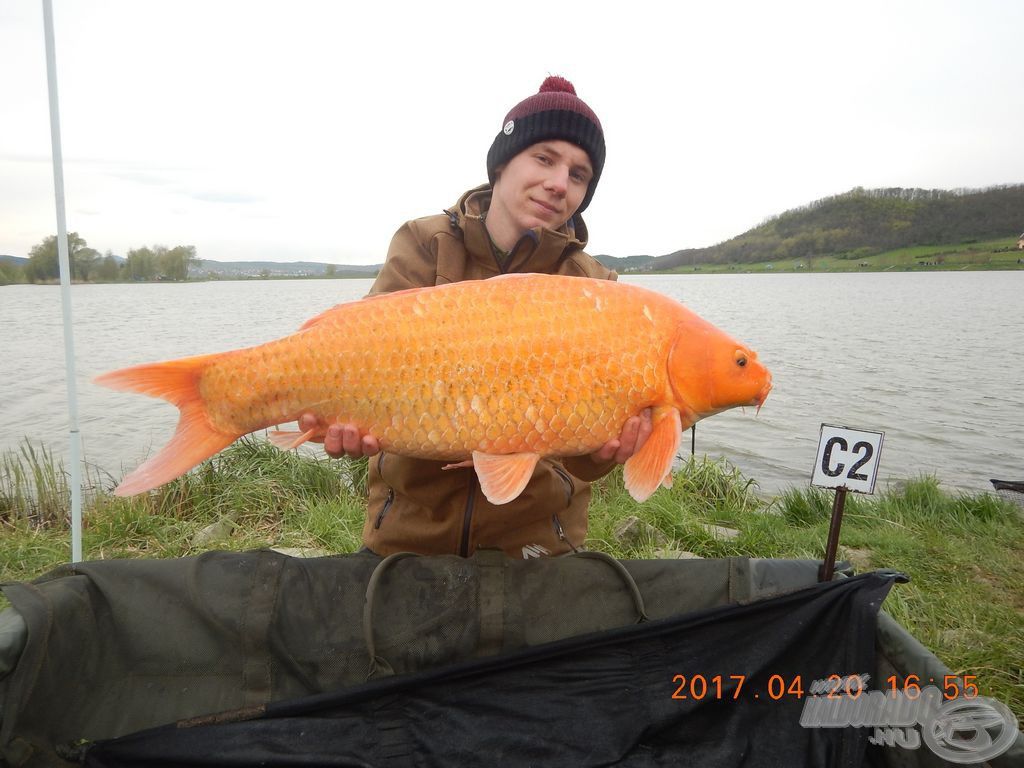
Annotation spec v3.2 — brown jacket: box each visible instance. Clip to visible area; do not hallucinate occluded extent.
[362,185,618,559]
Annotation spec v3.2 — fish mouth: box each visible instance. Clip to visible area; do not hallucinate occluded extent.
[754,377,772,415]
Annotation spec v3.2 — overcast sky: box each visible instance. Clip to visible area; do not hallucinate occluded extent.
[2,0,1022,265]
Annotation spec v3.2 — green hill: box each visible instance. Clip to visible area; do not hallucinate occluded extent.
[627,184,1024,272]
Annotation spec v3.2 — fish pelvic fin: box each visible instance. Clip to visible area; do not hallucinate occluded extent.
[94,354,236,496]
[442,459,475,470]
[267,428,319,450]
[472,451,541,505]
[623,406,683,502]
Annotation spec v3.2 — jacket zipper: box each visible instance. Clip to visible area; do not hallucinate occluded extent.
[551,465,578,551]
[488,229,535,274]
[458,475,477,557]
[374,489,394,529]
[374,454,395,529]
[489,236,510,274]
[551,464,575,505]
[551,512,579,553]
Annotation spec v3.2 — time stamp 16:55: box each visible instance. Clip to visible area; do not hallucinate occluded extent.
[670,674,981,701]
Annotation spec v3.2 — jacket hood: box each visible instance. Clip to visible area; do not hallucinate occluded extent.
[445,185,590,274]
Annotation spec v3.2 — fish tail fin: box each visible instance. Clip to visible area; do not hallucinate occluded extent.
[94,354,237,496]
[94,353,218,404]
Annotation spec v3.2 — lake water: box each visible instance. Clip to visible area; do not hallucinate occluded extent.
[2,272,1021,496]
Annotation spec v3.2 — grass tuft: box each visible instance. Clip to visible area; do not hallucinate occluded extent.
[1,440,72,525]
[777,485,833,526]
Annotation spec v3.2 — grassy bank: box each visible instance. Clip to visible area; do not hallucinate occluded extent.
[655,237,1024,274]
[2,439,1022,718]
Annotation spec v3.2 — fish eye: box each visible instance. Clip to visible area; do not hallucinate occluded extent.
[735,350,747,367]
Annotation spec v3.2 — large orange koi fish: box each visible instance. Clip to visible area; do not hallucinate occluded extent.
[96,274,771,503]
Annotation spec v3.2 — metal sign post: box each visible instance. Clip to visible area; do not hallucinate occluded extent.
[811,424,884,582]
[820,487,848,583]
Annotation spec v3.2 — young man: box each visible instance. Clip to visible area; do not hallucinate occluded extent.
[303,76,651,558]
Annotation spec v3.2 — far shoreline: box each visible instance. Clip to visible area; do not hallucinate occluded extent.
[5,263,1024,287]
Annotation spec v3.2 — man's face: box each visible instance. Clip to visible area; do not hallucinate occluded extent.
[489,140,593,237]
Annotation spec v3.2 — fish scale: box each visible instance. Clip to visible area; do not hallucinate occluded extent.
[95,273,771,502]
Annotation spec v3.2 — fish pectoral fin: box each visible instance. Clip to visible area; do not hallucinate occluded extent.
[623,407,683,502]
[472,451,541,506]
[267,428,319,450]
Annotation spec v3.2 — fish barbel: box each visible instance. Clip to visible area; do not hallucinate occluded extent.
[95,273,771,503]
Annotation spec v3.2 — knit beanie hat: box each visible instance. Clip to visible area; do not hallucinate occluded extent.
[486,75,605,214]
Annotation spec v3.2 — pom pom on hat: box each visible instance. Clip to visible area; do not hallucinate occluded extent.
[538,75,576,95]
[486,76,605,214]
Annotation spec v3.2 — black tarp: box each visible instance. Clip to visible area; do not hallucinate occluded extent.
[0,550,855,761]
[82,572,897,768]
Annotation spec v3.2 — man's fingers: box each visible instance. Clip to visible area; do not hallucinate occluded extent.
[633,408,654,453]
[592,439,620,463]
[341,425,362,456]
[608,409,654,464]
[612,417,639,463]
[296,413,327,444]
[361,434,381,457]
[323,424,345,458]
[294,416,378,459]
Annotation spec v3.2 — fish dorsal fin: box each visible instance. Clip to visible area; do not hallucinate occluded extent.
[623,407,683,502]
[299,285,436,331]
[300,277,543,331]
[472,451,541,505]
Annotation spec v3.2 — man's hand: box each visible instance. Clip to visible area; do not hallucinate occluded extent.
[590,407,653,465]
[297,413,380,459]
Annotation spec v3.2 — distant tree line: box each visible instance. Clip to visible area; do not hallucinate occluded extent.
[657,184,1024,269]
[0,233,197,285]
[0,259,25,285]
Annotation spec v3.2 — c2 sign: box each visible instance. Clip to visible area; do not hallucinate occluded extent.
[811,424,884,494]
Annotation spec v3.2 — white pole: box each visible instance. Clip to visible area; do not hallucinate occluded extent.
[42,0,83,563]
